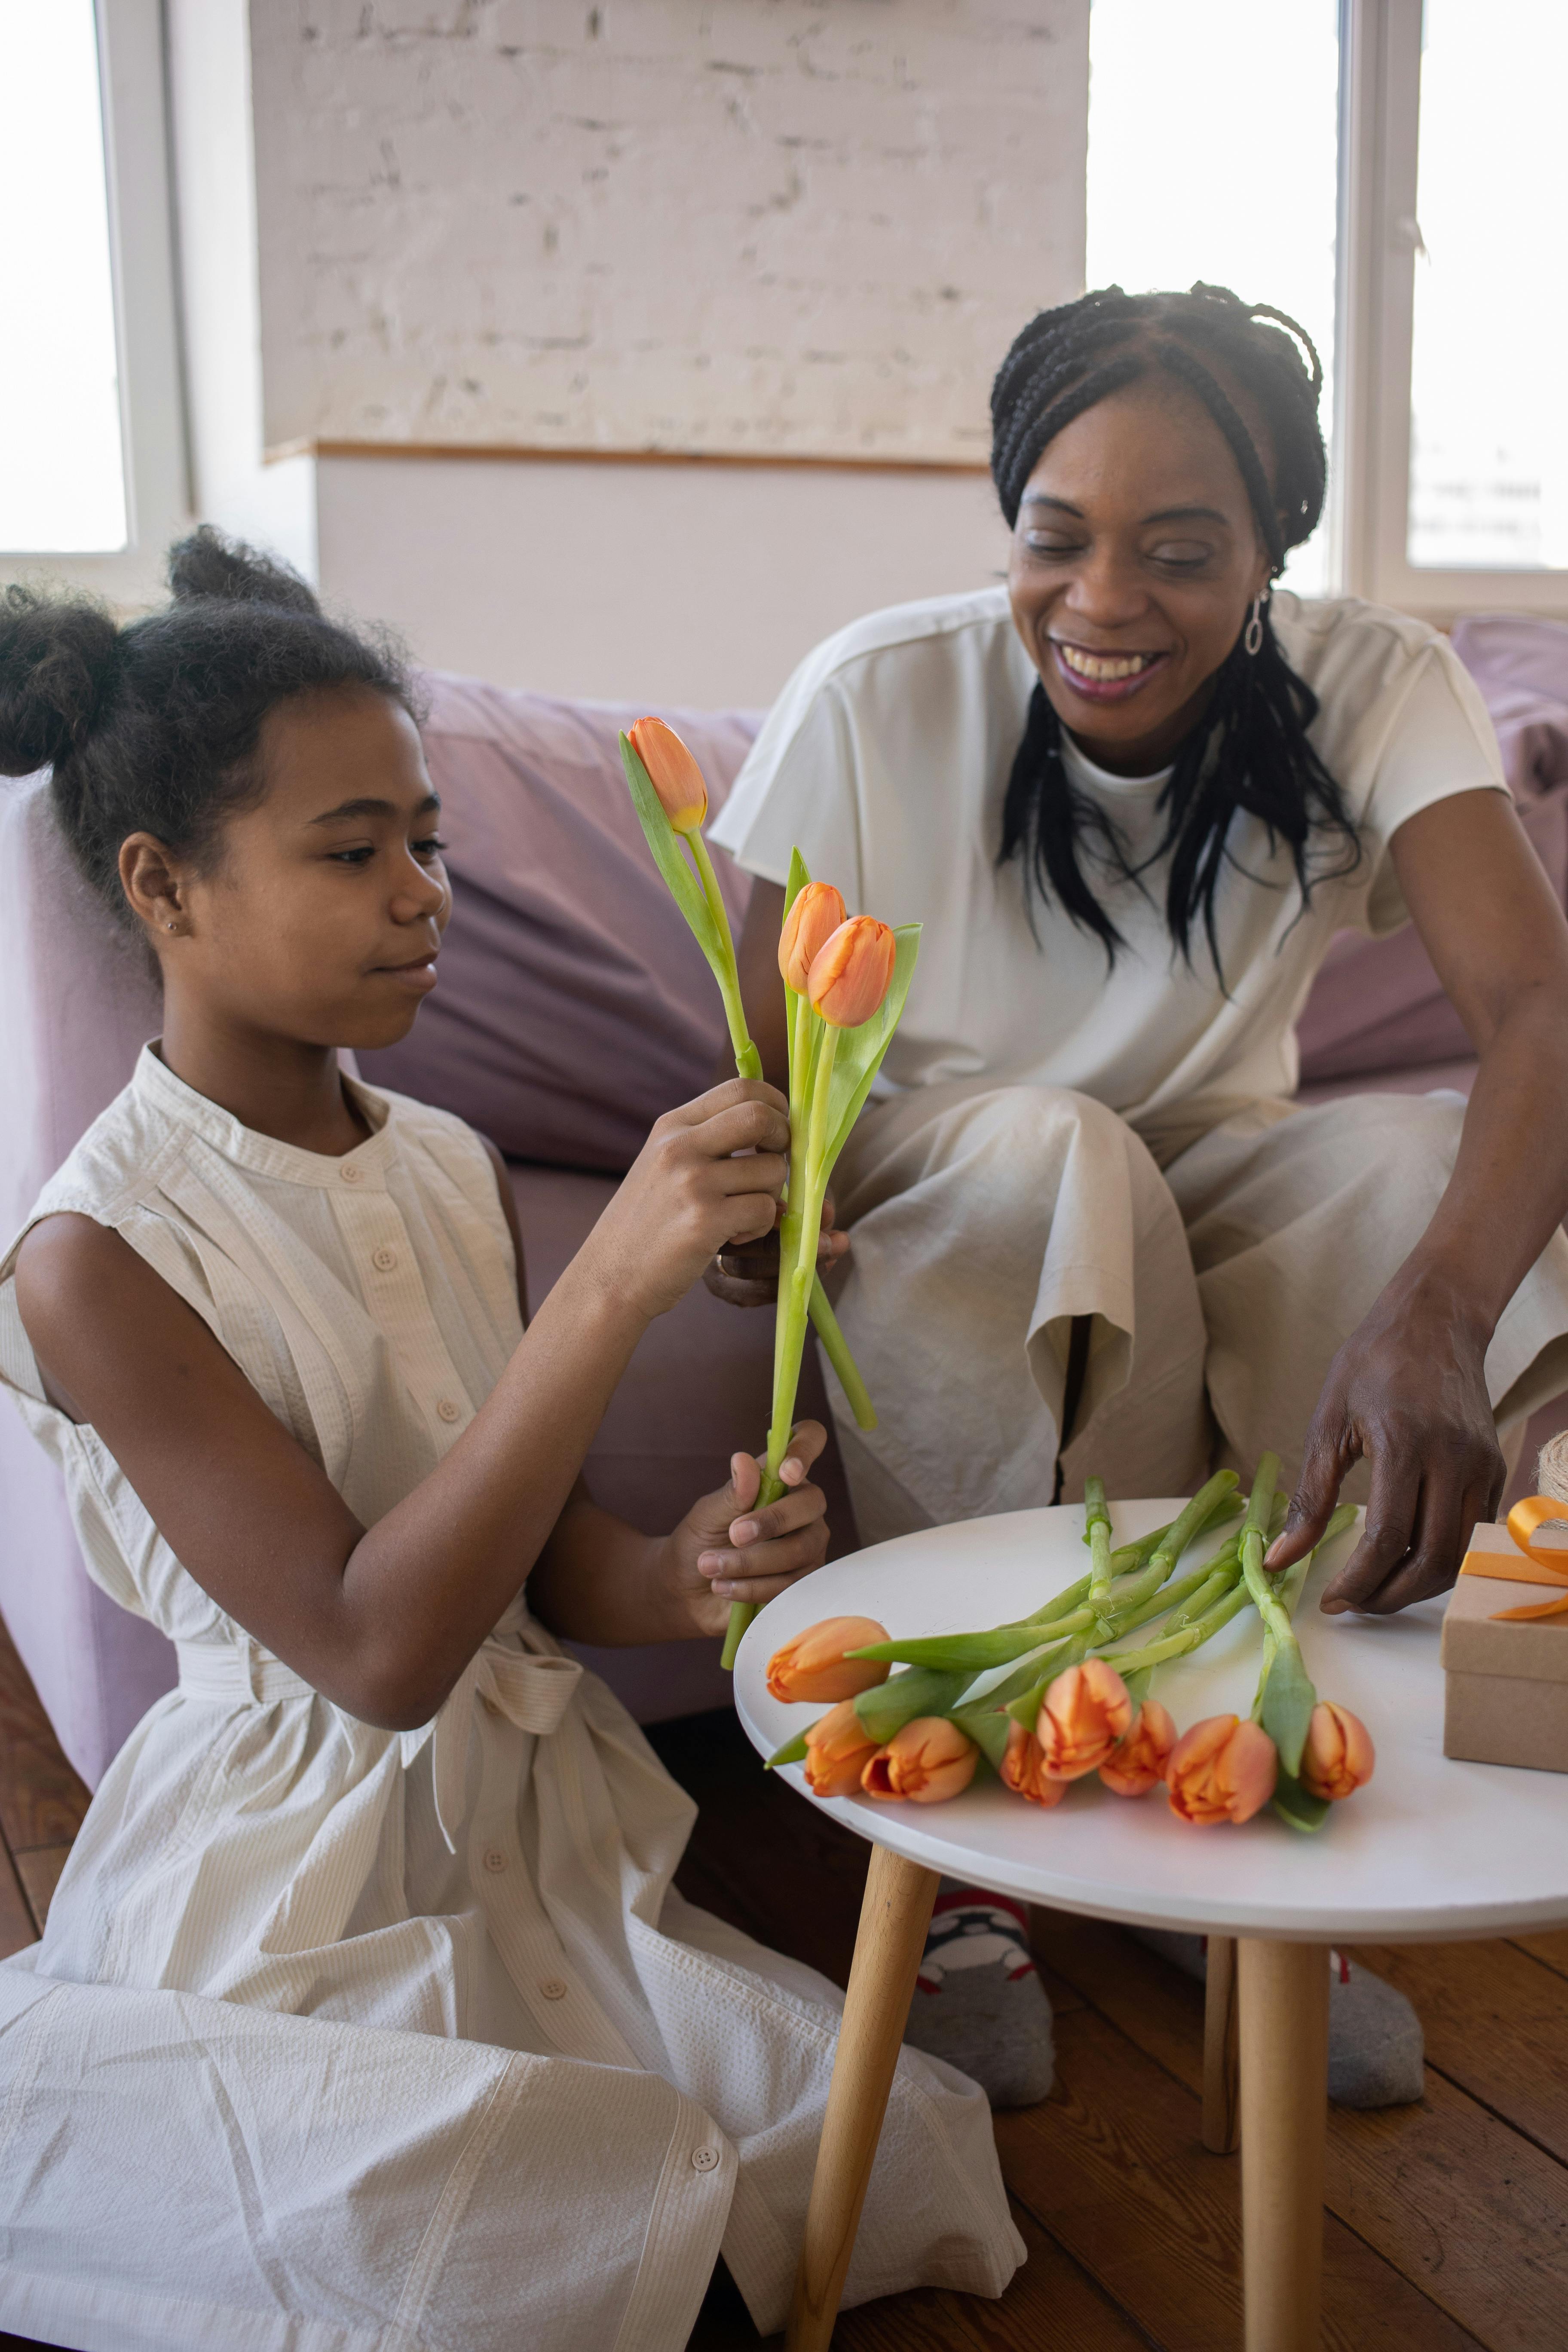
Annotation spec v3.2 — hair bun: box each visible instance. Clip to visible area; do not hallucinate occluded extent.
[166,525,321,617]
[0,585,124,777]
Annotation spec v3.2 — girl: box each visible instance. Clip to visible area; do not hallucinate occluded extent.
[0,535,1021,2350]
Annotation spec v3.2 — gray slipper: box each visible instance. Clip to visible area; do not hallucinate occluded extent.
[1131,1929,1425,2109]
[901,1881,1055,2110]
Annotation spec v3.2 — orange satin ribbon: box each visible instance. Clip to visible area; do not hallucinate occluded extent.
[1459,1497,1568,1621]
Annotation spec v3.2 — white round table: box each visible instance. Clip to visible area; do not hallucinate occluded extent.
[734,1500,1568,2352]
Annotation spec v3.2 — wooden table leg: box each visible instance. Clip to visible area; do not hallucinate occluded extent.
[786,1844,940,2352]
[1237,1937,1330,2352]
[1203,1933,1241,2154]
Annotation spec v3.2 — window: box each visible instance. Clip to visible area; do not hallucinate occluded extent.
[0,1,126,552]
[0,0,189,599]
[1091,0,1568,618]
[1086,0,1342,595]
[1406,0,1568,573]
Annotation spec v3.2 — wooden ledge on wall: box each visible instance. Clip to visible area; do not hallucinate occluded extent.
[267,438,992,479]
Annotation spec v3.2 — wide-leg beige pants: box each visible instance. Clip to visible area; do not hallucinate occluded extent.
[827,1079,1568,1544]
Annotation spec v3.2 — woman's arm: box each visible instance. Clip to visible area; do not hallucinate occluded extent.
[15,1080,815,1727]
[1269,787,1568,1611]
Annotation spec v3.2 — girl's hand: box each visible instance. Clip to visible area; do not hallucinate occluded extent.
[659,1421,831,1636]
[581,1079,793,1322]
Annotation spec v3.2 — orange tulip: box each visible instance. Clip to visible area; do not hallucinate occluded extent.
[628,716,708,834]
[1000,1719,1070,1809]
[766,1616,891,1704]
[1299,1701,1375,1801]
[1035,1658,1134,1781]
[778,882,848,993]
[807,917,897,1029]
[861,1716,978,1804]
[1166,1714,1278,1825]
[1099,1698,1178,1797]
[802,1700,882,1797]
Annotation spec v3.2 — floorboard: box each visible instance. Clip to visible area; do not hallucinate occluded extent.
[1344,1938,1568,2165]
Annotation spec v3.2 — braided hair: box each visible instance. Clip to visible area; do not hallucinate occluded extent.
[991,282,1360,974]
[0,528,417,929]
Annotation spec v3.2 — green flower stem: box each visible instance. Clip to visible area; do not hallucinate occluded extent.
[720,1020,840,1672]
[687,830,760,1077]
[1085,1477,1114,1617]
[808,1278,876,1429]
[854,1665,972,1744]
[1098,1581,1253,1680]
[1238,1453,1293,1650]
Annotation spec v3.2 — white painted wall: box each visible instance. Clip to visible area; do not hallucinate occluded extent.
[313,451,1010,704]
[250,0,1089,464]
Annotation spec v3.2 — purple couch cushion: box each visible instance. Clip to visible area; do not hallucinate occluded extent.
[1296,613,1568,1087]
[357,679,760,1172]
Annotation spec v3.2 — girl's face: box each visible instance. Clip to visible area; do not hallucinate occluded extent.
[124,687,452,1051]
[1006,372,1274,775]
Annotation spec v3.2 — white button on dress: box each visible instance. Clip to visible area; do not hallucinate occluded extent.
[0,1043,1021,2350]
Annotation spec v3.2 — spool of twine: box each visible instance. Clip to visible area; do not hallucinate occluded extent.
[1536,1429,1568,1504]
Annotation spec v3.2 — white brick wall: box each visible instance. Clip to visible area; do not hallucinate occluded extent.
[250,0,1088,460]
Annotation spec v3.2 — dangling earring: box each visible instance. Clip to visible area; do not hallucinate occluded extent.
[1243,591,1269,658]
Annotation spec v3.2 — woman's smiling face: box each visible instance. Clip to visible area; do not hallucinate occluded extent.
[1007,370,1274,775]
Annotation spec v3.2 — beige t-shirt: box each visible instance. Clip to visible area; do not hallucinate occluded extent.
[709,587,1506,1133]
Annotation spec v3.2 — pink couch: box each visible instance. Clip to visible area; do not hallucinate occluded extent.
[6,620,1568,1788]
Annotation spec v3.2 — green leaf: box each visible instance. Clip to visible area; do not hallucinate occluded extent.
[950,1703,1013,1773]
[1259,1641,1317,1779]
[854,1665,970,1744]
[821,923,922,1169]
[784,846,812,918]
[1271,1768,1331,1833]
[619,734,724,967]
[765,1727,811,1769]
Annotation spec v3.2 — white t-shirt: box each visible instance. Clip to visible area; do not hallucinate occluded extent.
[709,586,1506,1133]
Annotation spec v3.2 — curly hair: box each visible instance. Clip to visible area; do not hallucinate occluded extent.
[990,282,1360,976]
[0,528,418,927]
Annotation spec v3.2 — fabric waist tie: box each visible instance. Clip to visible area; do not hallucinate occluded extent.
[177,1640,318,1706]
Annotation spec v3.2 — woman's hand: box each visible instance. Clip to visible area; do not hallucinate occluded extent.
[581,1078,793,1322]
[657,1421,831,1635]
[702,1191,849,1308]
[1265,1264,1504,1613]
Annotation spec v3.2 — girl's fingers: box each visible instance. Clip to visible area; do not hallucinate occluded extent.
[774,1419,827,1485]
[728,1449,761,1515]
[728,1476,827,1548]
[697,1521,830,1597]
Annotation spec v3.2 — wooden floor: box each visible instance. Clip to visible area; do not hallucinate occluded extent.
[2,1625,1565,2351]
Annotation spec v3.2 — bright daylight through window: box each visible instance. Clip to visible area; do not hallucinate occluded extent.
[0,0,127,554]
[1086,0,1340,597]
[1408,0,1568,570]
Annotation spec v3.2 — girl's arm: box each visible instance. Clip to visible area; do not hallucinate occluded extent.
[1269,787,1568,1612]
[16,1078,815,1727]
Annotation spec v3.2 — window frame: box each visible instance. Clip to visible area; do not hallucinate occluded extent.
[2,0,191,599]
[1333,0,1568,620]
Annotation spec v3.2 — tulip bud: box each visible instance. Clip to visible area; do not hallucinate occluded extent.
[1000,1719,1069,1808]
[766,1616,891,1705]
[1298,1701,1375,1802]
[1099,1698,1178,1797]
[1166,1714,1278,1826]
[1035,1658,1134,1781]
[778,881,848,993]
[807,916,897,1029]
[861,1715,978,1804]
[802,1700,881,1797]
[628,716,708,834]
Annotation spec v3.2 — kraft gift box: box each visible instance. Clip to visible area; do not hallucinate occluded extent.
[1441,1521,1568,1774]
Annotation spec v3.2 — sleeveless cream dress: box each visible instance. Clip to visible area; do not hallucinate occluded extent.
[0,1047,1020,2352]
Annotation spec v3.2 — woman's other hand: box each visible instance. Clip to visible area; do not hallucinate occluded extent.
[1265,1267,1504,1614]
[660,1421,831,1634]
[703,1190,849,1308]
[582,1078,792,1321]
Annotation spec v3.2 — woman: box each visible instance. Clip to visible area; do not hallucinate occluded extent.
[713,283,1568,1624]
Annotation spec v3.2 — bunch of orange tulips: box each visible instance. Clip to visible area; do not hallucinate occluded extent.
[621,720,921,1669]
[763,1459,1375,1834]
